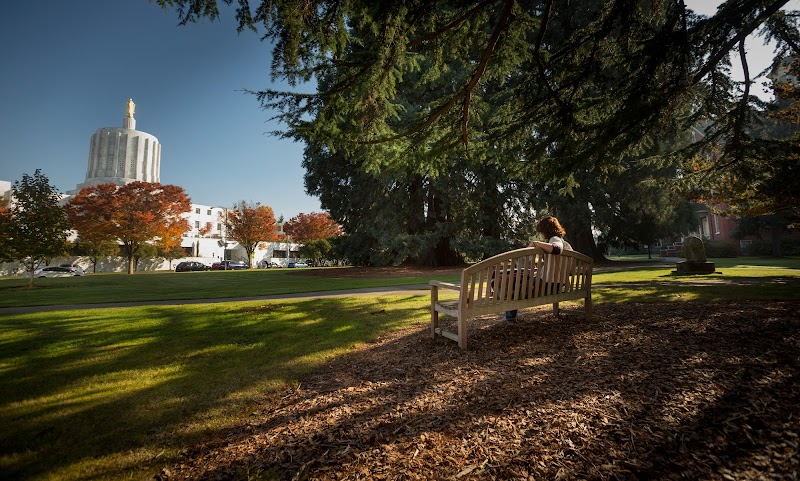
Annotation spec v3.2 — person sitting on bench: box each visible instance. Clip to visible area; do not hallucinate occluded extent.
[505,215,573,321]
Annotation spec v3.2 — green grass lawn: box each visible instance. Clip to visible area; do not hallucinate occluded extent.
[591,256,800,303]
[0,267,453,308]
[0,295,431,481]
[1,257,798,480]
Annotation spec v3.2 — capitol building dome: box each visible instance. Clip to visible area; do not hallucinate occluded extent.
[69,98,160,193]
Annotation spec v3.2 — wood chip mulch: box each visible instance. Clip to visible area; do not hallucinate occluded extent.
[159,300,800,480]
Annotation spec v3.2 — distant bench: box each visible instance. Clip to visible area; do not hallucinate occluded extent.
[429,247,594,349]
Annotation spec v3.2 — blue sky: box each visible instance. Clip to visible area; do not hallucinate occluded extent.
[0,1,320,220]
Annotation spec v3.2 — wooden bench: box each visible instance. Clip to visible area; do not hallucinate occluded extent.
[430,247,593,349]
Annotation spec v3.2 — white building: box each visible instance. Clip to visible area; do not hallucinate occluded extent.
[181,204,301,267]
[0,180,11,205]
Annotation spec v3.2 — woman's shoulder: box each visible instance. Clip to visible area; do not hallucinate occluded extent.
[549,236,574,251]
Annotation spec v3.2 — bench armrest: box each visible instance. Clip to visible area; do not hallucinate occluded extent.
[429,280,461,291]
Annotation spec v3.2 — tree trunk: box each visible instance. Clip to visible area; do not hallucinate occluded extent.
[770,218,783,257]
[419,236,462,267]
[557,208,606,262]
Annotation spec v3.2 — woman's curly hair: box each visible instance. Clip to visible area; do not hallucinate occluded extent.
[536,216,566,238]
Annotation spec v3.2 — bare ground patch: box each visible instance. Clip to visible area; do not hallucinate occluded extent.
[159,300,800,480]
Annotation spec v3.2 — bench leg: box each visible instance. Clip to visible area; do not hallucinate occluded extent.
[552,302,559,317]
[430,286,439,339]
[457,314,468,350]
[585,293,593,321]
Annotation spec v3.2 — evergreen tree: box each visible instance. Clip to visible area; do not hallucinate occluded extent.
[157,0,795,172]
[157,0,799,263]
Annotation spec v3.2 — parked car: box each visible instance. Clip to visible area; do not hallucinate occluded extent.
[33,266,84,278]
[175,261,211,272]
[287,261,308,268]
[59,263,85,275]
[215,260,249,270]
[257,260,279,268]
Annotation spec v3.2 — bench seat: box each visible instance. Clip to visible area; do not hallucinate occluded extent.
[430,247,593,349]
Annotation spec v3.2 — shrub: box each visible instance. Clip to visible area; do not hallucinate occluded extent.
[704,240,739,258]
[743,240,772,256]
[743,238,800,256]
[782,237,800,256]
[676,240,738,258]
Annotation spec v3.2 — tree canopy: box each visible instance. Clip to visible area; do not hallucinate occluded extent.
[158,0,796,158]
[157,0,800,264]
[66,182,191,274]
[224,201,279,264]
[0,170,71,285]
[283,212,342,243]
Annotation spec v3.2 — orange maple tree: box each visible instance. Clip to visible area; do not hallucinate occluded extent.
[224,201,279,265]
[283,212,342,244]
[66,182,191,273]
[65,183,120,272]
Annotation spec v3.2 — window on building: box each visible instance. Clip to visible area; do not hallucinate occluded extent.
[713,215,720,234]
[217,223,222,231]
[195,208,200,214]
[195,221,200,228]
[207,209,212,215]
[273,250,287,258]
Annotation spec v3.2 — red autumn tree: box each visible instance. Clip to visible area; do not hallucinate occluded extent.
[224,201,279,265]
[157,220,189,270]
[65,183,119,273]
[283,212,343,244]
[198,223,212,237]
[66,182,191,274]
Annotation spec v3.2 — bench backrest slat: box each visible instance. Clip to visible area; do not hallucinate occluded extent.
[462,247,593,308]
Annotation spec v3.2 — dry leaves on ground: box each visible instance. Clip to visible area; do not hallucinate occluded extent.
[160,300,800,480]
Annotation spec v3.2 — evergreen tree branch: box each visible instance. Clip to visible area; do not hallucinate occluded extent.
[461,0,515,144]
[408,0,498,49]
[690,0,789,86]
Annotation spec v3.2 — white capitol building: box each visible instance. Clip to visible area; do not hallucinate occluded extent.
[1,99,302,273]
[68,99,162,193]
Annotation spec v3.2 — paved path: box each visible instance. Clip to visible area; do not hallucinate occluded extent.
[0,258,687,315]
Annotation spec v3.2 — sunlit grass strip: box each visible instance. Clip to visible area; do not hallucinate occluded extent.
[592,282,800,303]
[593,265,800,285]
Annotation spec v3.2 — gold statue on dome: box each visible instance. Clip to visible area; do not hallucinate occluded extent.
[126,98,136,118]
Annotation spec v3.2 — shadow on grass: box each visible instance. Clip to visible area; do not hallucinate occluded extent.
[0,295,427,480]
